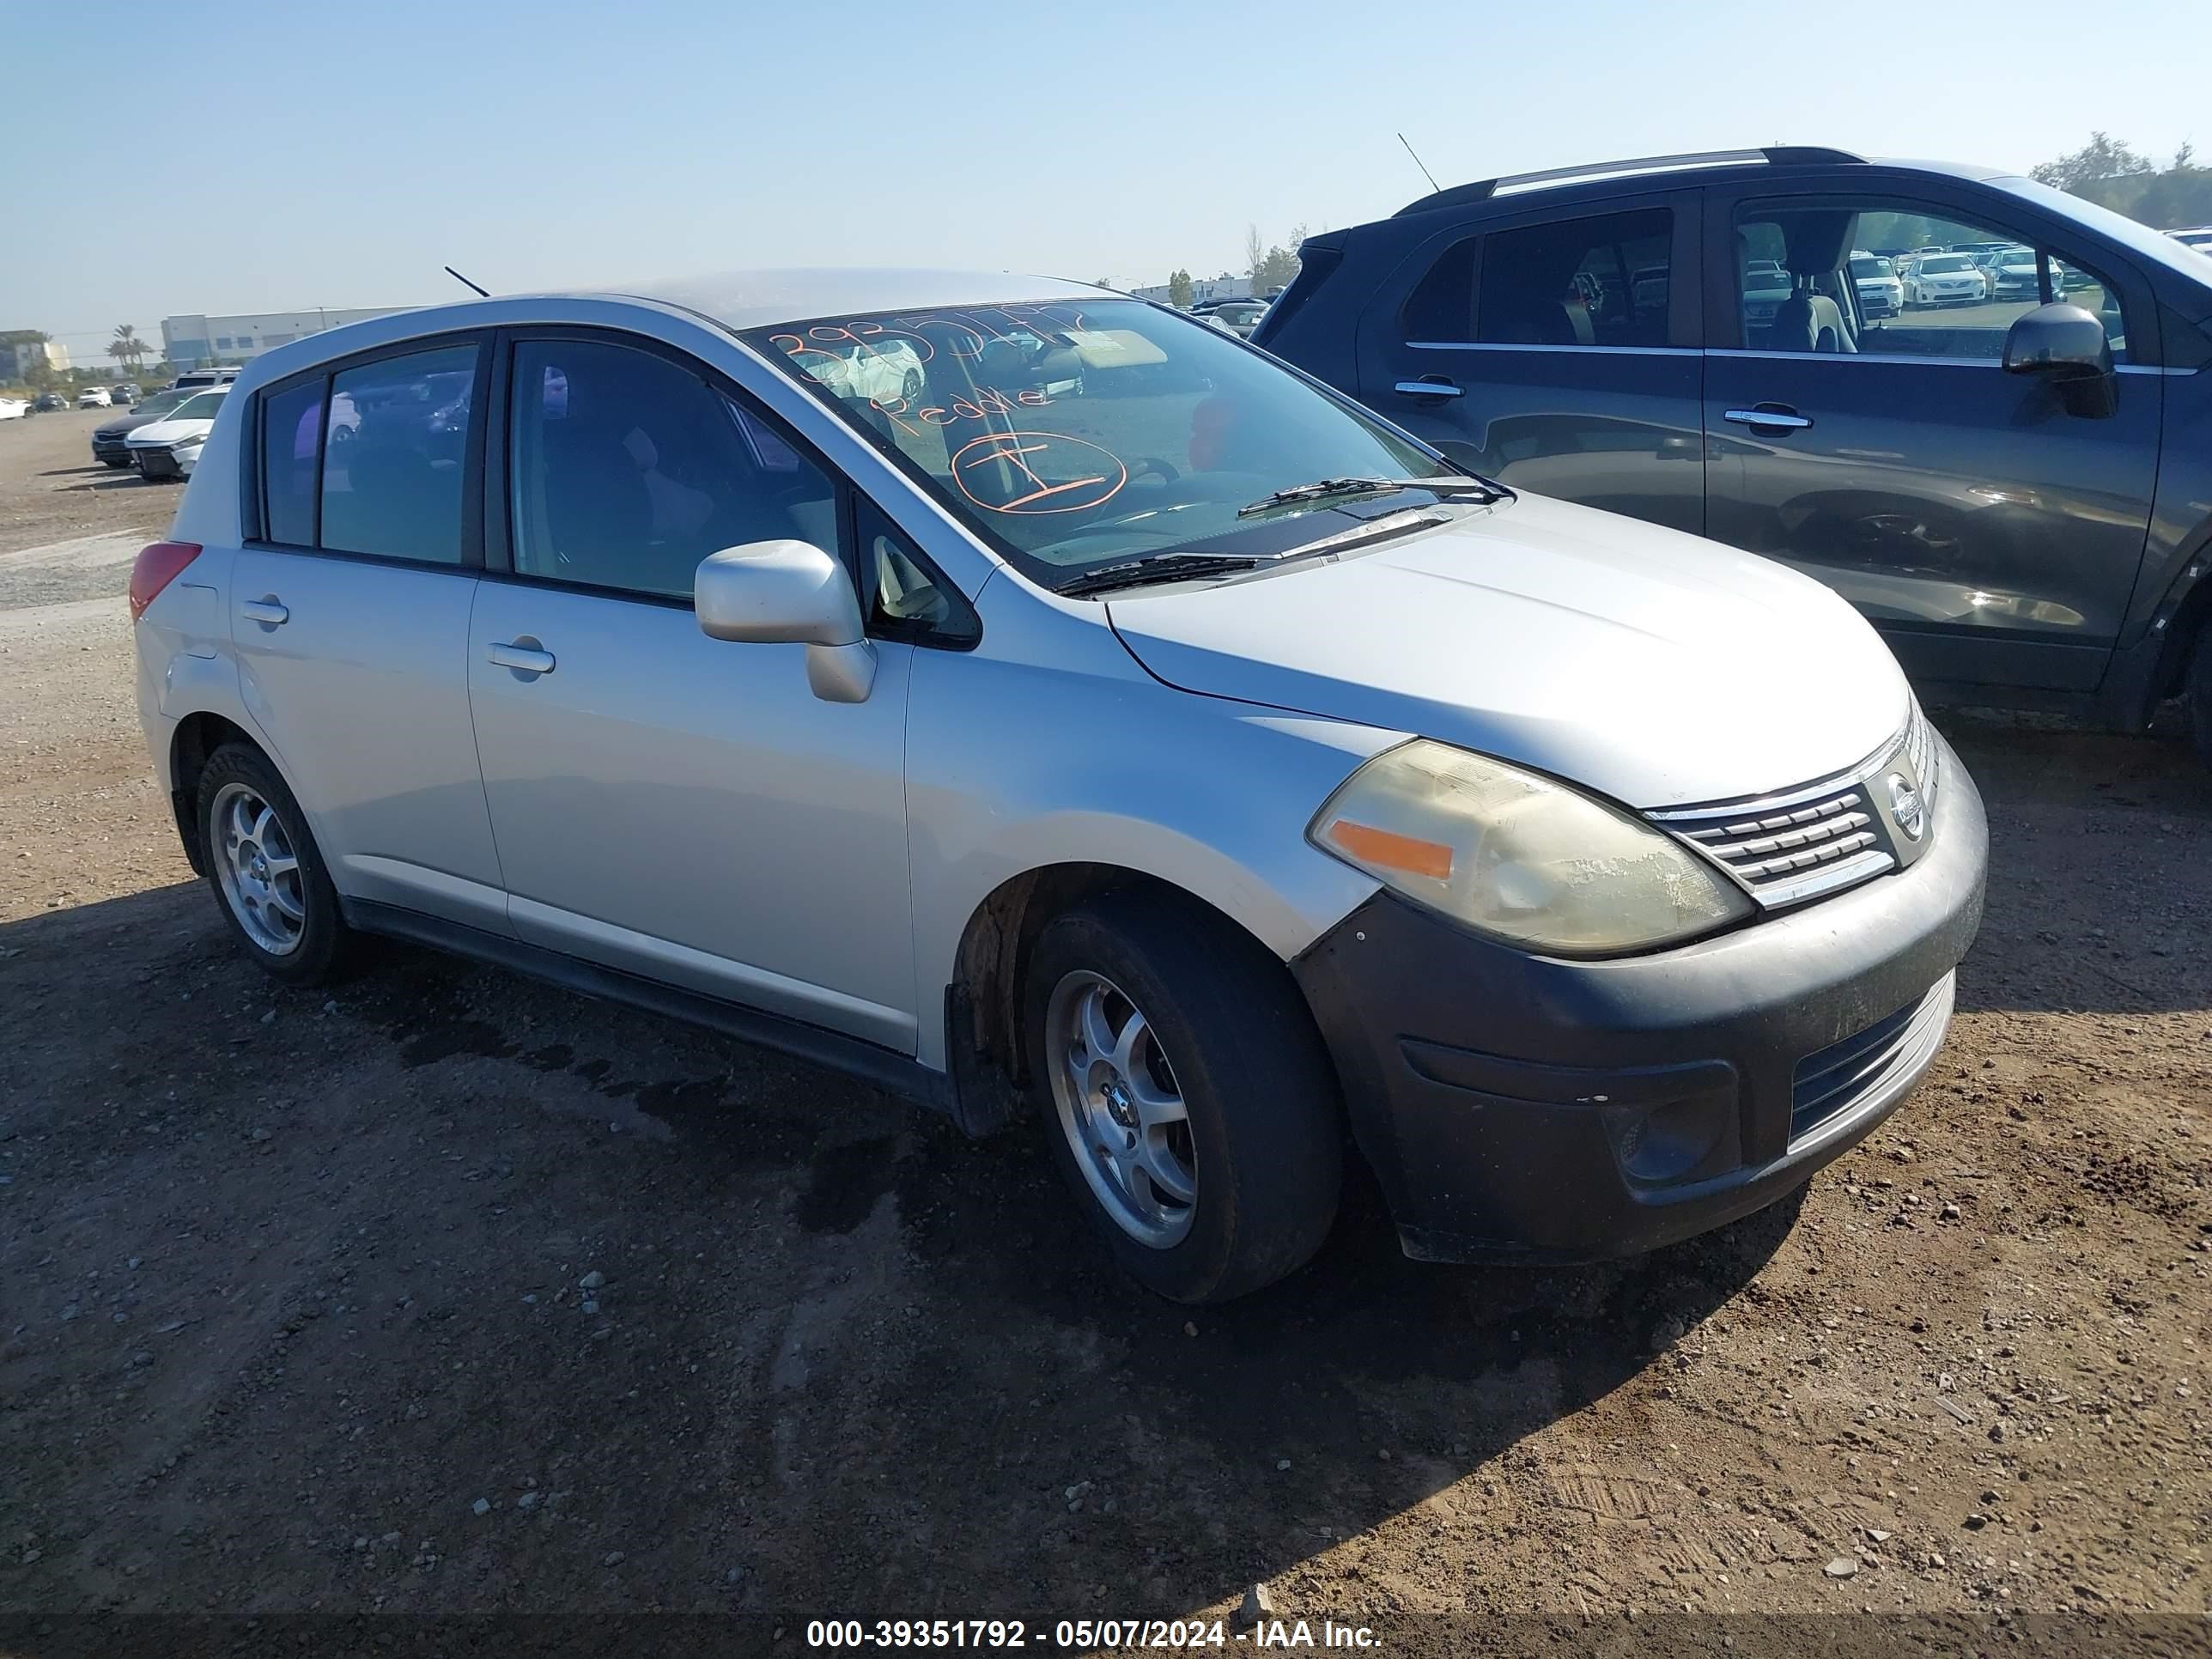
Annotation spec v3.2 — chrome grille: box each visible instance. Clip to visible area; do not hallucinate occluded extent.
[1646,708,1936,910]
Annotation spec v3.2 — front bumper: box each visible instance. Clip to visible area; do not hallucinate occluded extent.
[1292,732,1988,1265]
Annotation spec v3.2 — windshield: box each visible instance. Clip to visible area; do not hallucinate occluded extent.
[1850,258,1893,278]
[1920,255,1973,273]
[743,299,1463,588]
[166,391,228,423]
[132,389,191,417]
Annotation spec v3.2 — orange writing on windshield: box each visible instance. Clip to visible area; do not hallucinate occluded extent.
[950,432,1127,516]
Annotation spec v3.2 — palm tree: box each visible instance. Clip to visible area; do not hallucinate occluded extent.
[108,325,149,374]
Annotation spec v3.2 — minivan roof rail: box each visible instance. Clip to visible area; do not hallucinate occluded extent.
[1394,145,1866,217]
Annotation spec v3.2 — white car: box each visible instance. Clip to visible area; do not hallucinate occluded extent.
[76,386,113,409]
[0,396,27,422]
[798,337,926,406]
[123,386,230,481]
[1978,246,2041,304]
[2167,227,2212,258]
[1907,254,1989,307]
[1848,252,1904,319]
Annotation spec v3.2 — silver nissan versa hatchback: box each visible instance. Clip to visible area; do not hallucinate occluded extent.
[131,270,1988,1303]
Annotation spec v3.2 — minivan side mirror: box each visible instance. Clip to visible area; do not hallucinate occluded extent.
[2002,301,2118,418]
[695,539,876,703]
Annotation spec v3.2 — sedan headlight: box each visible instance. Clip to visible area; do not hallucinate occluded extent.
[1309,739,1753,955]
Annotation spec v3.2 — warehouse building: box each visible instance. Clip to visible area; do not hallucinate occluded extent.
[160,307,410,371]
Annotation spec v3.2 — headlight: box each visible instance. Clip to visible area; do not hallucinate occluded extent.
[170,436,204,452]
[1309,739,1754,955]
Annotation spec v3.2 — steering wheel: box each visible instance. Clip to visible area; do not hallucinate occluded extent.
[1127,455,1180,487]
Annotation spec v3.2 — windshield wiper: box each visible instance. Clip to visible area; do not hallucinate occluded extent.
[1054,552,1264,597]
[1236,474,1502,516]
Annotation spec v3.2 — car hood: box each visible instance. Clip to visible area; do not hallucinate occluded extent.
[95,409,165,440]
[126,416,215,446]
[1103,493,1911,810]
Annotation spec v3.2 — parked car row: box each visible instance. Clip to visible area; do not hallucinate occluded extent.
[89,367,240,477]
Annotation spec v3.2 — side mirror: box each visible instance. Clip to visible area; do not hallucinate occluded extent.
[694,539,876,703]
[2002,302,2117,418]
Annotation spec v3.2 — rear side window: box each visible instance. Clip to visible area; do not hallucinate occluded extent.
[260,379,324,546]
[1474,209,1673,348]
[320,343,479,565]
[1402,238,1480,341]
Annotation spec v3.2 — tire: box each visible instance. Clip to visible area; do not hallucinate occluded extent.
[196,743,354,986]
[1024,890,1342,1303]
[2186,623,2212,773]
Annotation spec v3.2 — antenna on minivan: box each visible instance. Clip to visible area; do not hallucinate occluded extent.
[1396,133,1442,195]
[444,266,490,299]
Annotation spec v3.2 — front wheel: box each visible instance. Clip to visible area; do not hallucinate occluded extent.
[2185,623,2212,773]
[1025,890,1342,1303]
[197,743,355,985]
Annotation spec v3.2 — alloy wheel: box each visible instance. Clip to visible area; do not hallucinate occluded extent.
[1044,969,1197,1249]
[210,781,307,956]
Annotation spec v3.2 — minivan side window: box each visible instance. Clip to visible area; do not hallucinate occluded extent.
[507,337,838,601]
[319,343,479,564]
[1465,209,1674,349]
[1734,201,2129,362]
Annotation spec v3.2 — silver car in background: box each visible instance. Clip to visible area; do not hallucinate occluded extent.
[130,271,1986,1303]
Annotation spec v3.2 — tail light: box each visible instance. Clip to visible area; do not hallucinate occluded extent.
[129,541,202,623]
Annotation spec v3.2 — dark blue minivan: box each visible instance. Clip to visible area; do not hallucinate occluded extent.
[1256,147,2212,760]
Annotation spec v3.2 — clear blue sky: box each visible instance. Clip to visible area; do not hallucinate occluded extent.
[2,0,2200,363]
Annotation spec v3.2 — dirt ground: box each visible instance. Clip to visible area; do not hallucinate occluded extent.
[1,406,2207,1652]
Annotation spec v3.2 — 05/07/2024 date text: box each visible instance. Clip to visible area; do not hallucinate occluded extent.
[804,1618,1383,1649]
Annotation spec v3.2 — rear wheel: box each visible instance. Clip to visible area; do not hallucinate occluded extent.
[1025,890,1341,1303]
[197,744,354,986]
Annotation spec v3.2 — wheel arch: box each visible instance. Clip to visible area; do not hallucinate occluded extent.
[167,710,267,876]
[941,860,1327,1138]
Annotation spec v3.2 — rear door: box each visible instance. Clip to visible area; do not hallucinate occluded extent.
[1355,191,1707,534]
[231,337,507,931]
[1700,184,2162,693]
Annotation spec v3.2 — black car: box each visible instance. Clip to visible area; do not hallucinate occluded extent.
[90,386,194,467]
[1255,145,2212,762]
[32,392,69,413]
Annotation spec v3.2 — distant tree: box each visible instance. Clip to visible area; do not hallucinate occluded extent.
[2031,132,2153,193]
[2029,134,2212,228]
[1167,269,1194,308]
[1248,223,1304,296]
[108,324,150,374]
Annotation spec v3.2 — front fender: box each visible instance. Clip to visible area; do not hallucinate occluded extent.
[903,624,1392,1073]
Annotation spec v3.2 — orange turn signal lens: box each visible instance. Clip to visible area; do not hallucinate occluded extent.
[1324,818,1454,881]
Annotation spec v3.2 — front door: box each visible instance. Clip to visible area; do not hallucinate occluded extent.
[1702,188,2162,692]
[1357,193,1707,535]
[466,331,917,1052]
[232,338,507,931]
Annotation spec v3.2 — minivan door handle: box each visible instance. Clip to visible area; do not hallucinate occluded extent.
[1723,404,1814,432]
[486,639,556,676]
[1395,377,1463,400]
[240,599,289,626]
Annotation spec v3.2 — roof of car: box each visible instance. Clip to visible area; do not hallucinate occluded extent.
[601,268,1108,331]
[1389,148,2013,221]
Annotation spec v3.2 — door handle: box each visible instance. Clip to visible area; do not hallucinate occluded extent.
[486,640,556,676]
[1395,378,1463,399]
[1723,405,1813,431]
[240,599,289,626]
